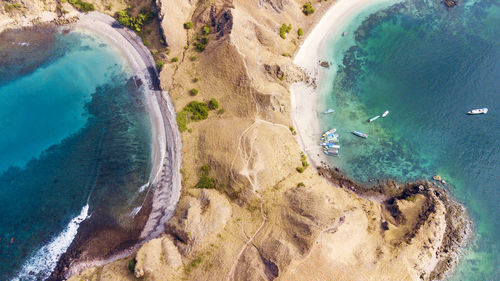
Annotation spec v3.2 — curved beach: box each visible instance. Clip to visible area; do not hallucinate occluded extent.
[291,0,400,172]
[58,12,182,278]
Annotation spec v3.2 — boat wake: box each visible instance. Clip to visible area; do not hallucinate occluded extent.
[12,204,90,281]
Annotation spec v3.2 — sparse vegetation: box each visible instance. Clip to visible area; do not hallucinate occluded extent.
[300,153,309,168]
[208,98,219,110]
[190,56,198,61]
[279,24,292,39]
[202,25,211,35]
[193,77,199,83]
[184,255,203,274]
[282,52,291,57]
[296,167,304,173]
[176,101,211,132]
[196,164,216,189]
[218,108,225,115]
[184,21,194,29]
[171,57,179,62]
[289,126,297,135]
[194,35,209,52]
[184,101,209,120]
[127,258,137,274]
[298,28,304,37]
[297,182,305,187]
[190,88,199,96]
[4,2,23,12]
[156,60,165,71]
[302,2,315,15]
[68,0,94,12]
[406,195,417,202]
[115,8,155,32]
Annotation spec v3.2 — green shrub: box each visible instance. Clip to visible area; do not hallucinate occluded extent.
[194,35,209,52]
[4,3,23,12]
[302,2,315,15]
[68,0,94,12]
[196,164,216,189]
[191,56,198,61]
[201,164,211,173]
[202,25,211,35]
[193,77,199,83]
[296,167,304,173]
[282,52,291,57]
[177,101,210,132]
[298,28,304,37]
[297,182,305,187]
[156,60,165,71]
[218,108,225,114]
[184,101,209,120]
[208,98,219,110]
[171,57,179,62]
[128,258,137,274]
[279,24,292,39]
[289,126,297,135]
[184,21,194,29]
[196,176,216,189]
[302,160,309,167]
[406,195,417,202]
[176,110,189,132]
[115,8,155,32]
[190,88,199,96]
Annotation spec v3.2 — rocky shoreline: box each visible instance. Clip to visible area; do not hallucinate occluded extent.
[317,161,473,280]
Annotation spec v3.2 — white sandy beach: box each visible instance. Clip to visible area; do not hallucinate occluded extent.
[291,0,400,171]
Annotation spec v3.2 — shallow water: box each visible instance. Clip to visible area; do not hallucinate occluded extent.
[0,28,152,279]
[319,0,500,279]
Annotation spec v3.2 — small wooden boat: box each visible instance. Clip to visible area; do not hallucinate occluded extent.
[352,131,368,138]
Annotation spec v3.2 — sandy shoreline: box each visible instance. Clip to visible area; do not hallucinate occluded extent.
[291,0,400,172]
[56,12,182,278]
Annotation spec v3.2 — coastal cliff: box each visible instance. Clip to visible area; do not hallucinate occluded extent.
[1,0,471,280]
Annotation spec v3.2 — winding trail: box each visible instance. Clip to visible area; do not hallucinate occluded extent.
[63,12,182,277]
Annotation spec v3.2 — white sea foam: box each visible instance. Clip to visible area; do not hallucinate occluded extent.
[138,182,149,193]
[129,206,142,217]
[12,204,90,281]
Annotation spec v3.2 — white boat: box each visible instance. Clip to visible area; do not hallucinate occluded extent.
[369,115,380,122]
[323,109,335,114]
[467,108,488,115]
[382,110,389,117]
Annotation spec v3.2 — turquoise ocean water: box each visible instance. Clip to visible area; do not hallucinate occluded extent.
[319,0,500,279]
[0,29,152,279]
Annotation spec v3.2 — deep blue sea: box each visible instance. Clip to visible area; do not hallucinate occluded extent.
[319,0,500,279]
[0,28,152,279]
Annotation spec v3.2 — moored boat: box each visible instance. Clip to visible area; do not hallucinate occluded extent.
[382,110,389,117]
[369,115,380,122]
[352,131,368,138]
[467,108,488,115]
[323,109,335,114]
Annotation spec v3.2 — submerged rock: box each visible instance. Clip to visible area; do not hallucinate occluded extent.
[444,0,458,7]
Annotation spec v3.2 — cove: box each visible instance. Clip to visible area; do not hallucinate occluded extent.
[0,27,153,280]
[319,0,500,279]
